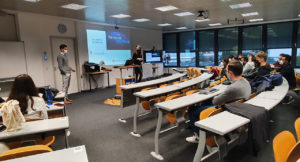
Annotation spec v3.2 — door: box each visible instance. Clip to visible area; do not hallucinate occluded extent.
[51,37,79,94]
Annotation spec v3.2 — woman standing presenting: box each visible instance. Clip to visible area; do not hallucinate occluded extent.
[132,45,143,82]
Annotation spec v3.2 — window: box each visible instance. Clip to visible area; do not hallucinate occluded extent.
[163,51,177,66]
[242,26,262,56]
[163,34,177,66]
[297,22,300,66]
[179,32,195,67]
[267,22,293,64]
[180,51,196,67]
[218,28,238,64]
[198,31,214,66]
[179,32,195,51]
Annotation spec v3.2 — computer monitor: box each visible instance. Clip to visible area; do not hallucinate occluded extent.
[144,50,162,63]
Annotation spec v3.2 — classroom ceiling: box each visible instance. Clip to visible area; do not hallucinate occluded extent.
[0,0,300,32]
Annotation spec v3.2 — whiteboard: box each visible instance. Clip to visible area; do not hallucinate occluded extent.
[0,41,27,78]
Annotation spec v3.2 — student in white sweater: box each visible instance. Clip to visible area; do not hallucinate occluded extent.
[6,74,48,120]
[242,54,255,74]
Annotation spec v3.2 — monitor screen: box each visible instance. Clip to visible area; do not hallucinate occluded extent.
[144,51,162,63]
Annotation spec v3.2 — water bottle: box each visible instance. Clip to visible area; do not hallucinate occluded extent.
[46,86,53,105]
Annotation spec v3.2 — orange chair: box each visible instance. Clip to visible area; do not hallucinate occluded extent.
[273,131,297,162]
[0,145,52,161]
[216,80,221,85]
[185,89,201,96]
[209,82,217,88]
[199,108,223,147]
[295,118,300,141]
[287,141,300,162]
[172,81,180,85]
[248,93,257,100]
[159,84,168,88]
[165,95,184,124]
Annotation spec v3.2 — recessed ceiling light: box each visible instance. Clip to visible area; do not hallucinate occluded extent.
[61,3,88,10]
[133,18,150,22]
[249,18,263,22]
[111,14,131,19]
[24,0,40,2]
[174,12,194,17]
[195,19,210,22]
[209,23,222,26]
[176,27,188,30]
[229,3,252,9]
[158,23,172,27]
[298,14,300,17]
[220,0,232,1]
[155,5,178,12]
[241,12,259,17]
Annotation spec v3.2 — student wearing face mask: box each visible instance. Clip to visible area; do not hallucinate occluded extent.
[132,45,143,82]
[57,44,75,104]
[272,53,284,68]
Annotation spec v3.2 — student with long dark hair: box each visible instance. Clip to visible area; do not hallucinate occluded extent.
[6,74,48,119]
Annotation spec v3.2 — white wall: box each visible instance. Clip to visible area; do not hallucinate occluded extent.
[8,11,162,92]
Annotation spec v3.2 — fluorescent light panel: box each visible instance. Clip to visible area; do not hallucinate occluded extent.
[230,3,252,9]
[176,27,188,30]
[24,0,40,2]
[133,18,150,22]
[249,18,263,22]
[111,14,131,19]
[209,23,222,26]
[220,0,232,1]
[155,5,178,12]
[61,3,88,10]
[158,23,172,26]
[174,12,194,17]
[195,19,210,22]
[241,12,258,17]
[298,14,300,17]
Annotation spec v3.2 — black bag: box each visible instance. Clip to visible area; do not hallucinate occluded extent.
[84,62,100,72]
[124,59,134,66]
[0,97,5,103]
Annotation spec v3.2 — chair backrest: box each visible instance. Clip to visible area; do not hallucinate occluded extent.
[160,84,168,88]
[287,141,300,162]
[199,107,217,120]
[273,131,297,162]
[185,89,200,96]
[0,145,53,161]
[248,93,257,100]
[235,99,245,103]
[165,94,182,102]
[172,81,180,85]
[295,118,300,141]
[216,80,221,85]
[208,108,223,117]
[209,82,217,88]
[141,87,152,92]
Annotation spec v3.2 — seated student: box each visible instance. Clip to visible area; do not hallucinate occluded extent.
[6,74,48,120]
[220,57,230,79]
[271,53,284,68]
[243,59,260,80]
[242,54,255,74]
[275,54,296,104]
[186,61,251,143]
[255,51,272,77]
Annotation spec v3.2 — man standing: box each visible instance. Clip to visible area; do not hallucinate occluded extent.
[57,44,75,104]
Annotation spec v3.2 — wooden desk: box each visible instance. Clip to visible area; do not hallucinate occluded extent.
[3,145,89,162]
[84,72,105,91]
[0,117,70,148]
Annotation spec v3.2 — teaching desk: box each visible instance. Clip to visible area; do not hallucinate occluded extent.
[3,145,89,162]
[84,70,112,91]
[0,117,70,148]
[193,79,289,162]
[130,73,213,138]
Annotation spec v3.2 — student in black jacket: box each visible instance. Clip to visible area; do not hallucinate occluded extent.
[132,45,143,82]
[255,51,272,77]
[278,54,296,89]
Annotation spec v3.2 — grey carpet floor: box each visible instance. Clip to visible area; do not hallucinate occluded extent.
[52,87,300,162]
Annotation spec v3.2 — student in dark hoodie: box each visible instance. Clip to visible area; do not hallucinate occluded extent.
[255,51,272,77]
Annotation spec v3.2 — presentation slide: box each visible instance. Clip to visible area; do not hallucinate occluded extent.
[87,29,131,65]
